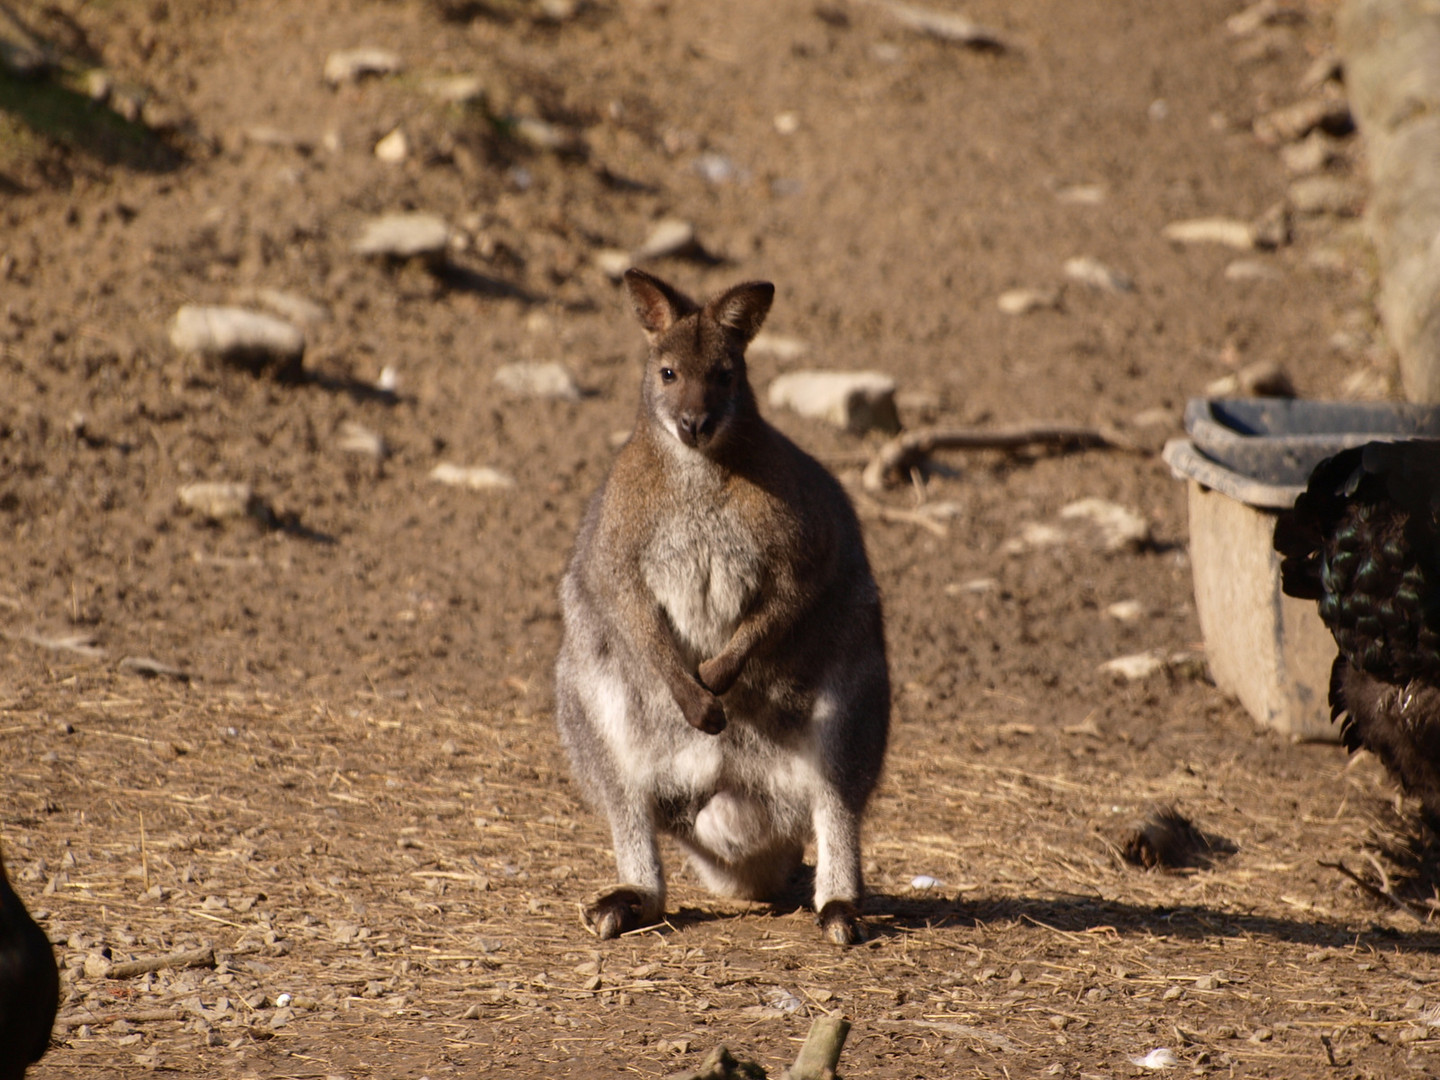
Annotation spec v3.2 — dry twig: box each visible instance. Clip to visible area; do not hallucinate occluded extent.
[862,423,1137,491]
[1318,859,1433,921]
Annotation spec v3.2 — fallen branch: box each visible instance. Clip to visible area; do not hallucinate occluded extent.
[1318,858,1433,921]
[107,944,216,979]
[783,1015,852,1080]
[862,423,1137,491]
[852,493,950,537]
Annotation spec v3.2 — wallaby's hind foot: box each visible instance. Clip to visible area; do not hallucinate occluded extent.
[817,899,866,946]
[581,887,656,939]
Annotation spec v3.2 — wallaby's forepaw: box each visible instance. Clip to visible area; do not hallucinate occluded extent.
[581,887,652,939]
[682,691,727,735]
[697,654,741,696]
[817,899,866,946]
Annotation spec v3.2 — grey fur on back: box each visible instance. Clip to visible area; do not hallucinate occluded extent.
[554,269,890,945]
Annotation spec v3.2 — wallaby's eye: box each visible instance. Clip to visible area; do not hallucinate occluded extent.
[714,369,734,388]
[659,367,677,384]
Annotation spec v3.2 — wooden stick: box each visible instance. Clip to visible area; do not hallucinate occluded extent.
[107,944,216,979]
[784,1015,852,1080]
[852,493,950,537]
[1318,859,1432,921]
[862,423,1137,491]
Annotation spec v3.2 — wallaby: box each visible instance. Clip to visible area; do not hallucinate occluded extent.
[554,268,890,945]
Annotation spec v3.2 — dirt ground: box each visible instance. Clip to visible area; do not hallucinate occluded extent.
[4,0,1439,1076]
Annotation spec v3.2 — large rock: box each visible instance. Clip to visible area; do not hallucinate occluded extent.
[169,306,304,376]
[1337,0,1440,402]
[767,371,900,435]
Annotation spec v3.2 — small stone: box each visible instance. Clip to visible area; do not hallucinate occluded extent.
[997,287,1061,315]
[1099,652,1166,681]
[633,218,700,261]
[336,421,386,460]
[1059,498,1150,552]
[1279,132,1342,175]
[429,463,516,491]
[324,47,402,87]
[593,249,632,280]
[748,332,810,361]
[374,127,410,164]
[493,361,582,401]
[425,74,487,105]
[1226,0,1304,36]
[878,0,1009,49]
[169,305,305,374]
[83,69,114,102]
[177,481,263,522]
[1064,256,1134,293]
[1254,97,1352,144]
[83,952,113,979]
[774,111,800,135]
[1055,183,1106,205]
[510,116,583,155]
[1161,218,1255,250]
[1288,175,1363,217]
[767,370,901,435]
[1224,259,1283,283]
[353,213,450,260]
[1205,359,1295,398]
[1106,600,1146,622]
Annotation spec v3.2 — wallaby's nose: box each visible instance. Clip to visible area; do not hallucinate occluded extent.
[676,411,712,447]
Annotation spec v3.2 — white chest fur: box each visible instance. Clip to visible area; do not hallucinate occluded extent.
[643,497,762,661]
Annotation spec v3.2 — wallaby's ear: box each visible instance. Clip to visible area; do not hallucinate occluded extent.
[706,281,774,346]
[624,268,695,341]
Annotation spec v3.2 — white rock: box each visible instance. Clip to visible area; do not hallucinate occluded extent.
[424,74,486,105]
[1224,259,1283,283]
[909,875,944,890]
[1288,175,1363,216]
[1100,652,1167,681]
[430,464,515,491]
[374,127,410,163]
[997,287,1061,315]
[324,47,402,87]
[336,421,386,460]
[944,577,998,595]
[169,306,305,369]
[493,361,582,401]
[878,0,1010,49]
[767,370,900,434]
[178,481,261,522]
[634,218,698,261]
[593,249,632,280]
[244,289,329,328]
[1161,218,1256,250]
[748,332,810,362]
[352,213,450,260]
[1064,256,1134,293]
[1056,183,1106,205]
[1106,600,1146,622]
[773,111,800,135]
[1129,1047,1181,1070]
[511,116,582,154]
[1204,359,1294,398]
[1060,498,1150,552]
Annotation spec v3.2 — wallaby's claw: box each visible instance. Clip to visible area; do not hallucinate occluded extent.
[817,899,866,946]
[582,887,649,939]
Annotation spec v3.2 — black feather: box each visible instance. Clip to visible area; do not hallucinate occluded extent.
[1275,439,1440,827]
[0,843,58,1080]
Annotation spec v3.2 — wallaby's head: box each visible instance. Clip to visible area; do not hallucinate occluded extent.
[623,268,774,457]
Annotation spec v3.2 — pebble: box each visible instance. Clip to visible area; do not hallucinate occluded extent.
[510,116,583,155]
[748,331,809,361]
[335,421,387,460]
[633,218,700,261]
[1099,652,1167,682]
[323,47,402,87]
[424,74,487,106]
[996,287,1061,315]
[373,127,410,164]
[1205,359,1295,398]
[352,213,451,260]
[493,361,582,401]
[1224,259,1283,283]
[773,111,800,135]
[1161,218,1255,250]
[1105,600,1146,622]
[878,0,1010,50]
[169,305,304,373]
[1059,498,1150,552]
[242,288,328,328]
[593,249,633,280]
[178,481,265,522]
[909,874,944,890]
[1288,175,1363,217]
[694,152,740,184]
[1055,183,1106,205]
[766,370,900,435]
[1279,132,1342,175]
[1129,1047,1181,1070]
[1253,97,1352,144]
[430,463,516,491]
[1064,256,1134,294]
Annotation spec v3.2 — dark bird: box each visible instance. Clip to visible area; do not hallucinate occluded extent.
[0,841,58,1080]
[1274,439,1440,827]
